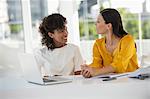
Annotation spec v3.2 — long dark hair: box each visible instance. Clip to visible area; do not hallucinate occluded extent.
[39,13,66,50]
[100,8,127,38]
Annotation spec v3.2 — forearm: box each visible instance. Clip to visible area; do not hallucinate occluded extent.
[92,65,115,76]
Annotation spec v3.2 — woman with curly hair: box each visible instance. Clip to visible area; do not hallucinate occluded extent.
[34,13,83,76]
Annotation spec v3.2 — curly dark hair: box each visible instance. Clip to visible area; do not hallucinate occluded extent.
[100,8,127,38]
[39,13,67,50]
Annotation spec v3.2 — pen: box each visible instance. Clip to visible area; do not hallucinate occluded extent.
[98,76,110,78]
[129,74,150,80]
[102,77,117,81]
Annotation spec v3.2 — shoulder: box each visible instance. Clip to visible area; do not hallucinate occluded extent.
[66,43,79,49]
[33,46,48,55]
[95,38,105,42]
[120,34,135,48]
[65,43,81,53]
[94,38,105,46]
[121,34,135,43]
[122,34,134,40]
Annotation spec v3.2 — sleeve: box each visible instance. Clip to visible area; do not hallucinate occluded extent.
[110,35,136,73]
[89,41,103,68]
[34,49,44,70]
[73,46,84,71]
[33,49,49,76]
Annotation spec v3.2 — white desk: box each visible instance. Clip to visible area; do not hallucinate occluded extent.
[0,74,150,99]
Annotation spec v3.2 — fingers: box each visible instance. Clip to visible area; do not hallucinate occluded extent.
[81,63,92,78]
[83,70,91,78]
[74,70,81,75]
[81,68,91,78]
[81,64,87,75]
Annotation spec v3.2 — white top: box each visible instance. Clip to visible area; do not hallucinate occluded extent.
[34,43,83,76]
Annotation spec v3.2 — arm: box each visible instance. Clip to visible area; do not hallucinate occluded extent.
[81,40,105,77]
[81,64,115,78]
[89,41,103,68]
[34,49,50,76]
[73,46,84,75]
[34,49,44,71]
[110,35,137,73]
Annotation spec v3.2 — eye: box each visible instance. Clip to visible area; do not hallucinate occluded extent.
[96,20,100,23]
[62,28,67,32]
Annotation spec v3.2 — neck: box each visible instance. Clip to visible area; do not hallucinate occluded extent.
[54,42,66,48]
[105,33,119,46]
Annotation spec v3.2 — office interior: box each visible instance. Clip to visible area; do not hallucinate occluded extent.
[0,0,150,99]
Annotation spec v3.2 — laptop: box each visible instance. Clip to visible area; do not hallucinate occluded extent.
[18,53,72,85]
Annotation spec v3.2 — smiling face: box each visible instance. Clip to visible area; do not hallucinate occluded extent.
[48,25,68,47]
[95,15,108,34]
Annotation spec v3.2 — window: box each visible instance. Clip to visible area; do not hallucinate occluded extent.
[0,0,24,41]
[0,0,24,69]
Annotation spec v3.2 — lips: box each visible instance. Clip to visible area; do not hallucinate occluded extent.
[64,37,67,40]
[64,39,67,41]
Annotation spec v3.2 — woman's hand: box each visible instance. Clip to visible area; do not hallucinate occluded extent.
[81,62,116,78]
[81,64,94,78]
[74,70,81,75]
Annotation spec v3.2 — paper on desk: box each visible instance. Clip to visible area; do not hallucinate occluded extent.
[94,66,150,79]
[95,72,130,79]
[128,66,150,77]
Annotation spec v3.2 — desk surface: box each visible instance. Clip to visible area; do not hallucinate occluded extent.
[0,74,150,99]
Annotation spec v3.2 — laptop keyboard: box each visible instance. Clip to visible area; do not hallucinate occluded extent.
[43,76,70,82]
[43,78,57,82]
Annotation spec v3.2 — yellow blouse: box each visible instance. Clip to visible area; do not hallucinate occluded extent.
[89,34,139,73]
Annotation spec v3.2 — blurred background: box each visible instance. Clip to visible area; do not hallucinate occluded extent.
[0,0,150,76]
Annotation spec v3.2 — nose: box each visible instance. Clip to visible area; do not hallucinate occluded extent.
[64,30,68,36]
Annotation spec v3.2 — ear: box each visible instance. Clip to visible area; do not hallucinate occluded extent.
[48,32,53,38]
[106,23,112,29]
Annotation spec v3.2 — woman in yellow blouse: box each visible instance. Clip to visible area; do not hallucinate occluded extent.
[81,8,139,78]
